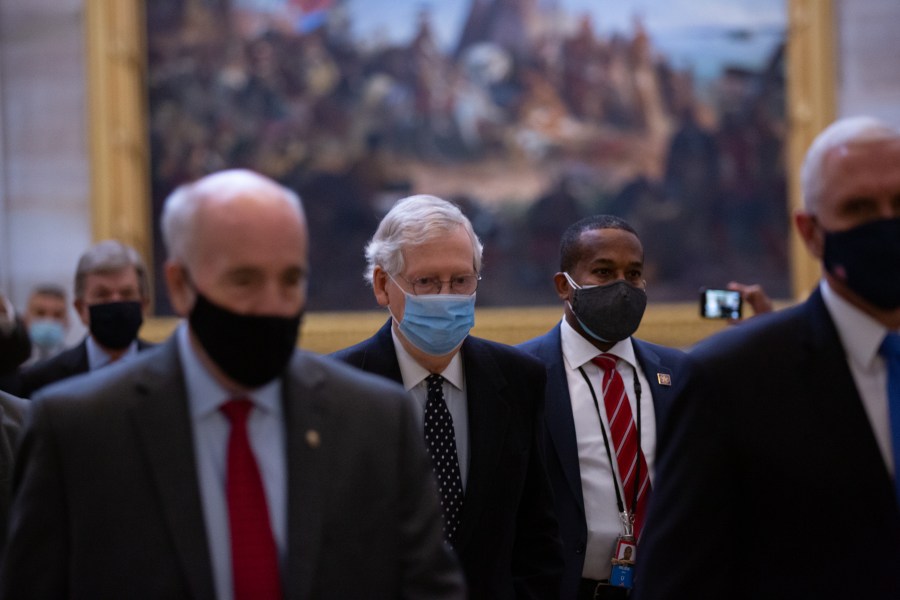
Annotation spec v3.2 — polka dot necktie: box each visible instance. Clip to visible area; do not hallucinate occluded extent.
[424,373,465,545]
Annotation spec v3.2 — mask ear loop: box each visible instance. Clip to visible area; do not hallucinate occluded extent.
[384,272,406,327]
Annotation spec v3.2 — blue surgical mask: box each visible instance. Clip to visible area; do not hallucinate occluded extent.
[391,283,476,356]
[29,319,66,351]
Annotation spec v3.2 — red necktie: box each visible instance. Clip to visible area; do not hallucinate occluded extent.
[220,399,283,600]
[592,354,651,540]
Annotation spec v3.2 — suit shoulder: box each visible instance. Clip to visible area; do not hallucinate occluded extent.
[689,301,809,363]
[32,343,172,407]
[470,336,544,370]
[517,329,556,356]
[18,344,86,395]
[297,351,406,397]
[329,336,375,365]
[633,338,687,361]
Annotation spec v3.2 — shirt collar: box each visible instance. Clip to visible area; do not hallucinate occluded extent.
[176,322,282,418]
[560,316,637,370]
[390,325,465,391]
[820,280,892,370]
[86,335,139,370]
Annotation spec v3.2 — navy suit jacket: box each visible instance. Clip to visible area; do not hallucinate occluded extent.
[0,390,26,551]
[518,323,688,598]
[1,337,465,599]
[333,320,564,599]
[633,288,900,599]
[17,337,155,397]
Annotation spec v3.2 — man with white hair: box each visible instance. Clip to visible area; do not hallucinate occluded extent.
[333,194,563,598]
[1,170,465,599]
[633,117,900,599]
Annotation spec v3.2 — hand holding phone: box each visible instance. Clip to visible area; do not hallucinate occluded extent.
[699,288,743,320]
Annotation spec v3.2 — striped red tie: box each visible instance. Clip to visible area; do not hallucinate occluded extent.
[592,354,651,540]
[220,399,283,600]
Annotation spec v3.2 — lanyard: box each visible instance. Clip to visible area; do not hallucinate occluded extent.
[578,360,644,522]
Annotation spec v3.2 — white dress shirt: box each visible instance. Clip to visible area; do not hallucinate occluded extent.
[559,318,656,580]
[821,280,896,473]
[391,327,470,489]
[177,323,287,600]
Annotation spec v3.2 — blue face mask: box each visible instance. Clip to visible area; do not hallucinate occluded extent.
[29,319,66,351]
[392,287,476,356]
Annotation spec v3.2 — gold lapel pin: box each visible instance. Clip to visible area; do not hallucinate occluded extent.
[305,429,321,449]
[657,373,672,386]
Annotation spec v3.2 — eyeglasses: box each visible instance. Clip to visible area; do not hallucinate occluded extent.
[394,273,481,295]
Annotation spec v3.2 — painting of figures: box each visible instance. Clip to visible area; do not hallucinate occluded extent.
[146,0,788,311]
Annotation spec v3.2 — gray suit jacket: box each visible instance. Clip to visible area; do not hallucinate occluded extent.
[0,337,464,599]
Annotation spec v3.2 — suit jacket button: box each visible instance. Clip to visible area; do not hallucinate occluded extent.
[576,542,585,554]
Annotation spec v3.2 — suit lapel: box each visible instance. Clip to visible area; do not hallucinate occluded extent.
[798,291,896,499]
[68,339,90,376]
[534,325,585,512]
[632,339,678,428]
[358,320,403,383]
[282,352,331,600]
[128,339,216,600]
[455,337,510,551]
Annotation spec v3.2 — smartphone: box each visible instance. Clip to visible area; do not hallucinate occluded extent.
[699,288,743,320]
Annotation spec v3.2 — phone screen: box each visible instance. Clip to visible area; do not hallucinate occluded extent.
[700,288,743,319]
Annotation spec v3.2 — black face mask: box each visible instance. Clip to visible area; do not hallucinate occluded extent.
[0,317,31,373]
[566,276,647,343]
[189,291,302,389]
[89,301,144,350]
[823,217,900,310]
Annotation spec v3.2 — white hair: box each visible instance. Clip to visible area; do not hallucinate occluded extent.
[364,194,484,285]
[800,116,900,212]
[160,169,304,264]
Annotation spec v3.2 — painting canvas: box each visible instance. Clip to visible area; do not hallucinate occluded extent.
[146,0,788,313]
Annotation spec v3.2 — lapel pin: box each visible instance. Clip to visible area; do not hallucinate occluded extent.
[305,429,321,449]
[657,373,672,386]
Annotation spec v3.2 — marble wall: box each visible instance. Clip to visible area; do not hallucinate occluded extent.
[0,0,91,341]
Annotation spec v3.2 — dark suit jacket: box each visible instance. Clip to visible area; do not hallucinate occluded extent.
[518,323,688,598]
[0,337,465,599]
[0,390,26,551]
[16,336,154,397]
[633,288,900,600]
[333,320,564,599]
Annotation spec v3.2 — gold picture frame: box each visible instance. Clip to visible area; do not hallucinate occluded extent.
[85,0,835,353]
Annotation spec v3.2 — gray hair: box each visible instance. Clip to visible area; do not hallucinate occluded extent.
[74,240,149,300]
[364,194,484,285]
[160,169,304,264]
[800,116,900,213]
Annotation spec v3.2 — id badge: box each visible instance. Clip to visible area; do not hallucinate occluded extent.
[610,536,636,589]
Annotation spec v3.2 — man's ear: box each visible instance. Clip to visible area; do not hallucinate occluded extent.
[74,297,90,327]
[164,262,194,317]
[794,211,825,260]
[554,272,572,302]
[372,266,391,307]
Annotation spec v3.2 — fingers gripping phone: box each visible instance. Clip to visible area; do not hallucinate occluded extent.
[700,288,743,320]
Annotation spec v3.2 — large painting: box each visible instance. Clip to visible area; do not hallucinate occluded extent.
[146,0,788,313]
